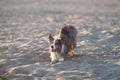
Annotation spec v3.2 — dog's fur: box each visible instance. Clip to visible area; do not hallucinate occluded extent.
[49,24,77,64]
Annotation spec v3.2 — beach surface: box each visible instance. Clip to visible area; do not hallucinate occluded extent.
[0,0,120,80]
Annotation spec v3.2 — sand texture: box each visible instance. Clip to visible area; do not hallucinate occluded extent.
[0,0,120,80]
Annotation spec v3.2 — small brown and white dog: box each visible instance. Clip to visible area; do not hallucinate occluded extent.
[49,24,77,64]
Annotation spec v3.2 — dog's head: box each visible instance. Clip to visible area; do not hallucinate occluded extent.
[49,34,62,52]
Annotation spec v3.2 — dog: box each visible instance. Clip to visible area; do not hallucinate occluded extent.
[49,24,77,64]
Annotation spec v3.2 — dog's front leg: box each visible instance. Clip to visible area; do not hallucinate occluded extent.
[50,52,58,64]
[60,44,67,56]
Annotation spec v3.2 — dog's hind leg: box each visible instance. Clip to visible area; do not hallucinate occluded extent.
[67,43,76,57]
[68,50,74,57]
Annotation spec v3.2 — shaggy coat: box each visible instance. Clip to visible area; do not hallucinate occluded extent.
[49,24,77,64]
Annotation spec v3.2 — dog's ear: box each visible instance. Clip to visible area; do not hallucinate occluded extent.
[49,34,54,41]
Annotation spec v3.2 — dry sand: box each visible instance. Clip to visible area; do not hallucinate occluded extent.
[0,0,120,80]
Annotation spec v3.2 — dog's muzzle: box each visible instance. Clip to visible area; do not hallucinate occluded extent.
[51,46,56,52]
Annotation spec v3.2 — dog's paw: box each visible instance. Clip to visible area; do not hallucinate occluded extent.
[50,60,58,64]
[59,57,64,62]
[68,51,74,57]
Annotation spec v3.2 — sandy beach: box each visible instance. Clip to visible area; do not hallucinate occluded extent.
[0,0,120,80]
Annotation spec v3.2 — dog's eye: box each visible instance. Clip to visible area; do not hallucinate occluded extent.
[56,41,61,44]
